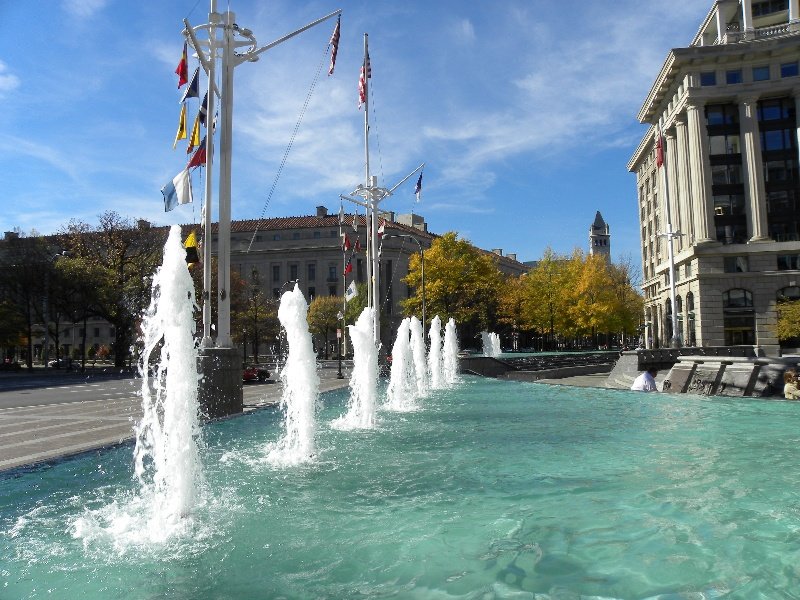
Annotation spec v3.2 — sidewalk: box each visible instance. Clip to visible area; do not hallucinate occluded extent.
[0,365,352,474]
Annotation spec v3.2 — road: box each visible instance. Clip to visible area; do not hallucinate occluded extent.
[0,366,351,474]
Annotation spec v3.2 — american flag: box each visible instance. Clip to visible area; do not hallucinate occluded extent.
[358,53,371,108]
[328,16,340,76]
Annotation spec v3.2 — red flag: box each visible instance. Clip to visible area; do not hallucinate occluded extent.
[328,16,340,76]
[344,258,353,275]
[655,132,664,168]
[358,53,371,108]
[187,138,206,169]
[175,42,188,88]
[355,238,362,253]
[341,232,351,252]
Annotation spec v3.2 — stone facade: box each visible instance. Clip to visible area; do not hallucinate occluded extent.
[628,0,800,354]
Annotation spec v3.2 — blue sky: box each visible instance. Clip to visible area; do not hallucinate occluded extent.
[0,0,709,265]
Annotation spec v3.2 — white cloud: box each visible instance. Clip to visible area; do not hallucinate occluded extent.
[61,0,108,19]
[0,61,20,96]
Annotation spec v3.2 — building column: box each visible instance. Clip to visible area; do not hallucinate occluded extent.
[742,0,754,35]
[674,114,694,245]
[686,100,716,243]
[791,0,799,23]
[664,127,683,251]
[738,95,770,242]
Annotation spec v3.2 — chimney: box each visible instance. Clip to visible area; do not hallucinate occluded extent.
[316,206,328,217]
[492,249,503,256]
[507,253,517,261]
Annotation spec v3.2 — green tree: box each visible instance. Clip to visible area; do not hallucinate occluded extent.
[402,232,503,338]
[776,300,800,340]
[521,247,571,349]
[231,267,279,363]
[57,212,165,368]
[307,295,342,359]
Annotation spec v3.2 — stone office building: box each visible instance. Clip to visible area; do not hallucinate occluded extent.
[628,0,800,353]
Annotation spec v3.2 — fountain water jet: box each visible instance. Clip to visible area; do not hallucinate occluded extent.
[481,331,501,357]
[331,307,378,430]
[384,318,417,411]
[428,315,444,390]
[266,284,319,466]
[73,225,203,547]
[409,316,428,398]
[443,318,459,386]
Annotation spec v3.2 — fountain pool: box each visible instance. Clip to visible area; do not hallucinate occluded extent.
[3,378,800,598]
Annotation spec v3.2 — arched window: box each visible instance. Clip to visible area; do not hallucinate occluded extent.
[665,299,674,342]
[723,288,755,345]
[686,292,696,346]
[675,295,684,342]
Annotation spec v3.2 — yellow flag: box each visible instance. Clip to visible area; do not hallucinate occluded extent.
[187,112,201,154]
[173,104,187,149]
[184,229,199,266]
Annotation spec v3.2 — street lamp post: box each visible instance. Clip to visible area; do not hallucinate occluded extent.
[336,320,343,379]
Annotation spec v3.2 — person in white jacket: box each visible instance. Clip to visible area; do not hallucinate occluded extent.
[631,367,659,392]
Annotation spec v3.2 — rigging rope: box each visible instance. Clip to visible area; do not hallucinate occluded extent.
[247,39,332,252]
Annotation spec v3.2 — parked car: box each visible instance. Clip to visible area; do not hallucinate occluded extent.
[47,358,72,369]
[243,365,270,382]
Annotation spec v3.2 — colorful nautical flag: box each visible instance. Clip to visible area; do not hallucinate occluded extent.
[187,137,207,169]
[184,229,200,265]
[187,112,201,154]
[655,131,664,168]
[377,220,385,238]
[162,169,193,212]
[341,232,351,252]
[358,53,371,108]
[175,42,188,88]
[345,280,357,302]
[199,92,208,126]
[414,172,423,202]
[173,103,187,149]
[344,256,353,275]
[180,67,200,103]
[328,16,340,76]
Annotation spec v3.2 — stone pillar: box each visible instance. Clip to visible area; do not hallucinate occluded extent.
[197,346,243,420]
[675,114,694,245]
[738,95,770,242]
[665,127,683,251]
[791,0,799,23]
[742,0,754,35]
[686,100,716,243]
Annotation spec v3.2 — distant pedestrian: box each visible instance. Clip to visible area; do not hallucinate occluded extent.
[783,369,800,400]
[631,367,659,392]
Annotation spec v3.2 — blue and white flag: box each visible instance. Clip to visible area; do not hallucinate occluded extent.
[414,172,423,202]
[345,280,357,302]
[162,169,193,212]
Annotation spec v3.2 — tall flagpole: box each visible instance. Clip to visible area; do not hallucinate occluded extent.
[202,3,217,346]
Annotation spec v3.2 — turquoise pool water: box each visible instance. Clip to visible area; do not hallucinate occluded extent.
[3,377,800,598]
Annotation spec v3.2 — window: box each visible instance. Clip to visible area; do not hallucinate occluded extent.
[758,98,792,121]
[723,289,755,345]
[781,62,799,78]
[308,287,315,301]
[330,230,338,237]
[752,65,770,81]
[726,69,742,84]
[724,256,749,272]
[761,129,793,151]
[292,232,300,240]
[328,265,337,281]
[713,194,746,216]
[313,231,321,239]
[273,234,281,241]
[764,159,797,182]
[752,0,788,16]
[711,164,743,184]
[289,264,298,280]
[778,254,800,270]
[328,286,337,296]
[272,265,280,282]
[706,104,739,125]
[778,286,800,302]
[700,71,717,86]
[708,134,741,155]
[307,263,316,281]
[94,327,100,337]
[685,262,692,278]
